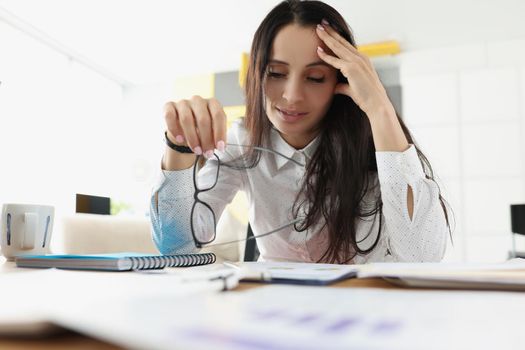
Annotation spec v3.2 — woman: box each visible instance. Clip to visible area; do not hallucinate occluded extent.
[151,0,451,264]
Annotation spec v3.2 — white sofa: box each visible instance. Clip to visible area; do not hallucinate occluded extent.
[57,208,249,262]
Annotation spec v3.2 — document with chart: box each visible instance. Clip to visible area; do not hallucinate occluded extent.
[49,284,525,350]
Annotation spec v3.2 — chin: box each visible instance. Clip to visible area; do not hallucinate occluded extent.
[269,114,319,146]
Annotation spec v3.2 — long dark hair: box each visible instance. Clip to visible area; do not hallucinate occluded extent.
[244,0,452,263]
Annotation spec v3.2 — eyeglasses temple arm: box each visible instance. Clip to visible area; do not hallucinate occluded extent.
[225,143,305,167]
[199,218,303,248]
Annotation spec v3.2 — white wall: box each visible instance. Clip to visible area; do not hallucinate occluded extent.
[0,21,124,249]
[118,83,176,214]
[400,40,525,262]
[3,0,524,85]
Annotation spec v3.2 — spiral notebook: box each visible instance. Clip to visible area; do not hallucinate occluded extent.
[15,252,216,271]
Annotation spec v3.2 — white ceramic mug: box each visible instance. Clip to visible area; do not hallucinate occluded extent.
[0,204,54,260]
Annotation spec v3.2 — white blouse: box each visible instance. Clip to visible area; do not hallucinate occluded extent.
[150,119,448,263]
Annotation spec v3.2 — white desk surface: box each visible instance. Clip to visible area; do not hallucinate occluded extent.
[0,257,395,349]
[1,258,523,350]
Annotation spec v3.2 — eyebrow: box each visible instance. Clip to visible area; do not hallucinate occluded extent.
[268,59,332,68]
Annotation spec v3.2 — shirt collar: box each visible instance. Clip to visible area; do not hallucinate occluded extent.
[269,127,321,170]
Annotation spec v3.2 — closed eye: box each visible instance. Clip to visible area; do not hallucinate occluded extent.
[267,72,285,79]
[267,71,325,83]
[308,77,325,83]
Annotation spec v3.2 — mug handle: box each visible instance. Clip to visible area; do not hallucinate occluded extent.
[42,215,51,248]
[21,213,37,249]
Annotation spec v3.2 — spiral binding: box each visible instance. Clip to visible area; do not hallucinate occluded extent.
[128,253,216,270]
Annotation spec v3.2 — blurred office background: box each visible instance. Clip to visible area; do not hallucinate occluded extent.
[1,0,525,262]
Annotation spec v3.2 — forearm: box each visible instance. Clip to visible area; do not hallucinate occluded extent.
[368,104,415,216]
[385,180,448,262]
[151,147,244,254]
[150,197,198,255]
[149,168,198,255]
[367,104,409,152]
[162,145,196,171]
[375,145,447,262]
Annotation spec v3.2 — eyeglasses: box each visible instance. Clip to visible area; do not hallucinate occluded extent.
[190,143,305,249]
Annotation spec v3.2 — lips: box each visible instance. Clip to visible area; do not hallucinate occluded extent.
[276,107,308,122]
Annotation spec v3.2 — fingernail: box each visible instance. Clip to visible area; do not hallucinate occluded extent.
[193,146,202,155]
[321,19,329,26]
[217,140,225,152]
[317,24,325,31]
[317,46,324,53]
[205,150,214,159]
[175,135,184,143]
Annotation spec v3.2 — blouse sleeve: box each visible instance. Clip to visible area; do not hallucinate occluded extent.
[149,165,197,255]
[373,144,448,262]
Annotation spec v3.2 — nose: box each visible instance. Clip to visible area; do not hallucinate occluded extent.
[282,77,304,104]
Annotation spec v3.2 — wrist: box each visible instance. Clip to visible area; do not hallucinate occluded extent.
[364,101,396,123]
[165,131,193,154]
[366,105,409,152]
[162,131,196,170]
[163,148,196,170]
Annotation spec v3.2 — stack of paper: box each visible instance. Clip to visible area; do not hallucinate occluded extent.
[231,259,525,290]
[225,261,359,285]
[357,259,525,290]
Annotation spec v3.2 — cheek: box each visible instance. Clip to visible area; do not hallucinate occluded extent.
[264,81,283,102]
[308,85,335,110]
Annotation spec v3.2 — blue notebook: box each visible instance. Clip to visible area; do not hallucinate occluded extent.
[15,252,216,271]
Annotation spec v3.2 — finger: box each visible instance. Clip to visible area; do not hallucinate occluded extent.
[316,46,345,70]
[317,22,371,69]
[320,19,360,55]
[207,98,227,151]
[164,102,185,145]
[176,100,202,155]
[189,95,214,158]
[321,21,373,67]
[315,24,353,61]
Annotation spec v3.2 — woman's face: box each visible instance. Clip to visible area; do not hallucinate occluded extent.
[264,23,338,149]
